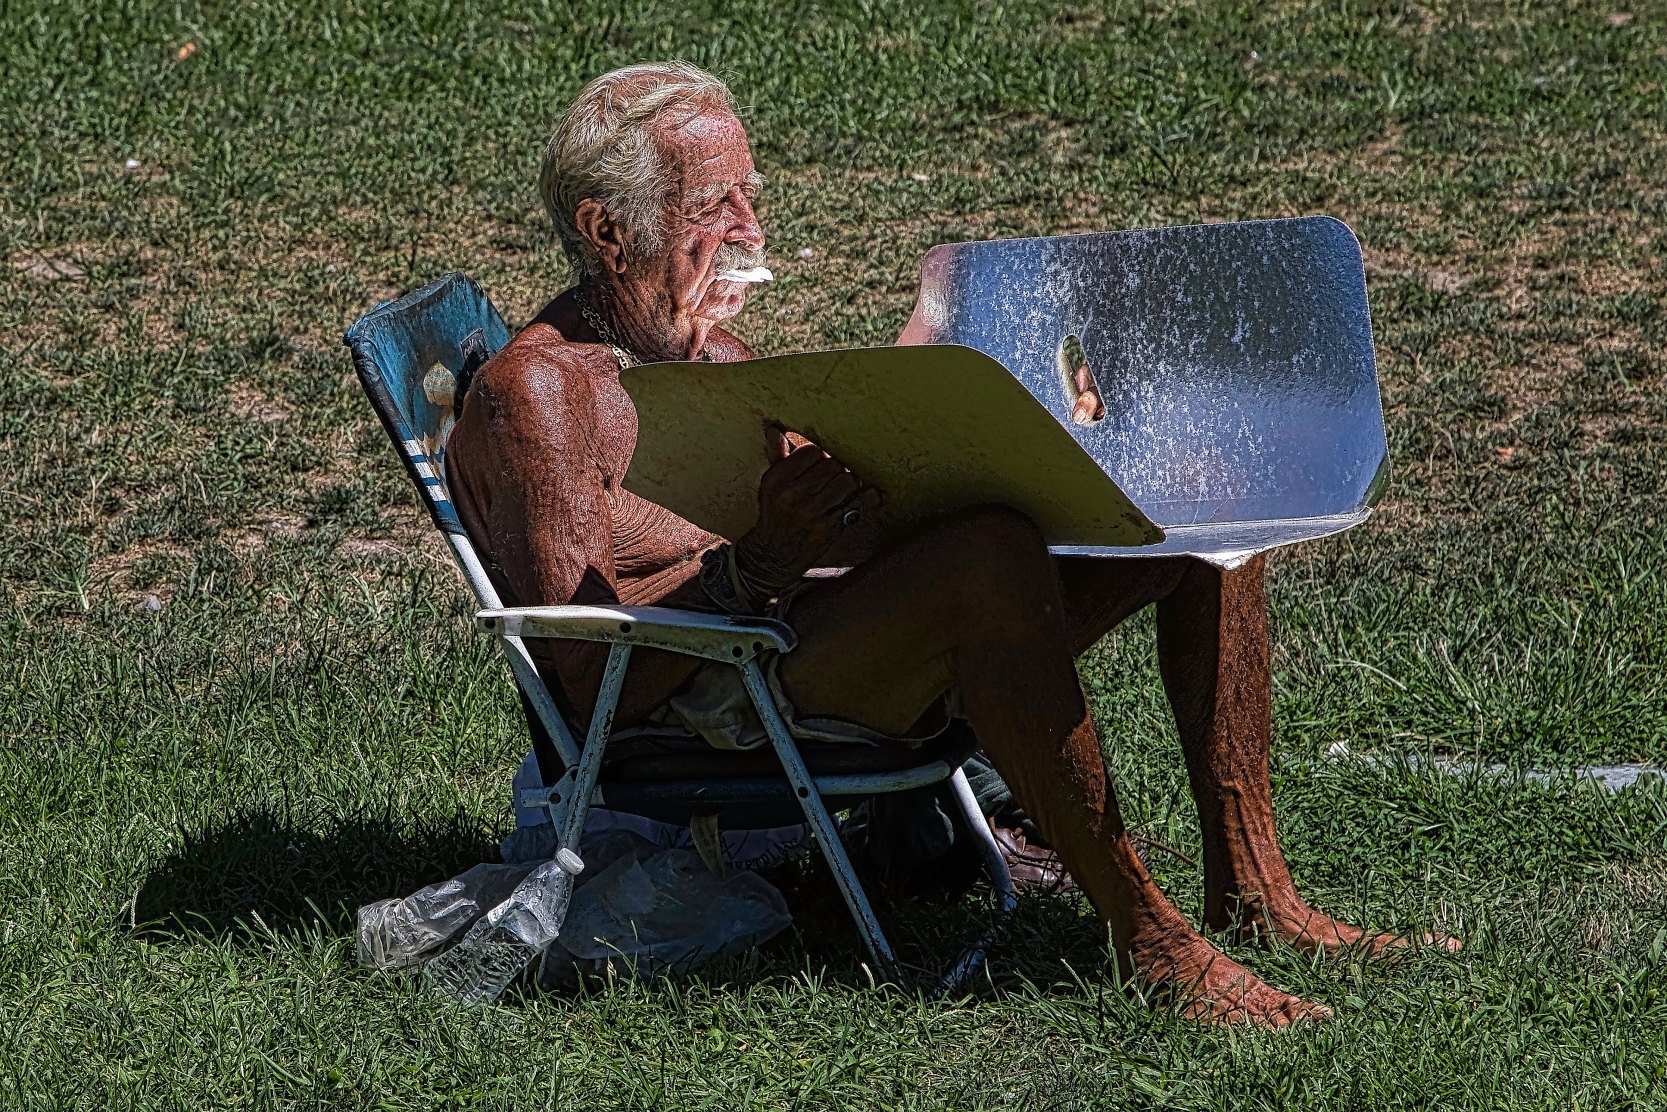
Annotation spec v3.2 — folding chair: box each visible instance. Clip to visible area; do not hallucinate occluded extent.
[343,272,1015,990]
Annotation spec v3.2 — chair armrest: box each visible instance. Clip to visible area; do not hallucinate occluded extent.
[477,604,797,663]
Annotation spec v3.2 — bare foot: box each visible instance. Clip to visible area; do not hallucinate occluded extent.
[1227,896,1463,958]
[1128,908,1332,1028]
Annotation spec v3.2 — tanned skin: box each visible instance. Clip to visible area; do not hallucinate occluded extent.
[447,94,1455,1027]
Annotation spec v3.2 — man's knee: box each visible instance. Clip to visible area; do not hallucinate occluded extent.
[943,503,1048,555]
[1134,556,1192,599]
[925,504,1063,625]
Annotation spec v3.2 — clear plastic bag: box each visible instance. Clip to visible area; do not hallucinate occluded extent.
[542,832,791,985]
[358,830,791,1005]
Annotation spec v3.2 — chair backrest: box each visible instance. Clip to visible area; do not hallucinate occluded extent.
[897,217,1388,559]
[342,272,512,544]
[344,273,583,779]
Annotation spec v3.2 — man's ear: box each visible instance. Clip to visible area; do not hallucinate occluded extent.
[574,198,629,274]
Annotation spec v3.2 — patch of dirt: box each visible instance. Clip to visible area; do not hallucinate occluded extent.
[219,512,308,556]
[335,520,452,569]
[255,511,308,539]
[88,538,192,603]
[1423,268,1469,295]
[335,536,407,560]
[1360,121,1406,170]
[1403,2,1440,35]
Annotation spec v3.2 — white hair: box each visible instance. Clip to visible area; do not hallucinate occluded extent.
[540,61,737,278]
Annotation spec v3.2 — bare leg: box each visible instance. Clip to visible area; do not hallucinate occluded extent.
[1054,555,1186,658]
[1055,554,1457,956]
[779,508,1328,1025]
[1157,556,1458,954]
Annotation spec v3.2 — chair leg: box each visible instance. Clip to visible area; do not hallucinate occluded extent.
[739,661,899,979]
[948,767,1017,911]
[934,766,1019,998]
[522,643,631,992]
[554,642,633,853]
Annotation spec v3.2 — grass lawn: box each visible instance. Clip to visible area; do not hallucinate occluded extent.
[4,0,1667,1107]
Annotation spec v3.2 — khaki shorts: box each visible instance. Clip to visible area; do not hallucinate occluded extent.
[651,579,951,752]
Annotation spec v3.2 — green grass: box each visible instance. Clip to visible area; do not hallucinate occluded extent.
[4,0,1667,1107]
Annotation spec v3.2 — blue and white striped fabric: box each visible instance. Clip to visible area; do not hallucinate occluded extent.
[343,273,511,535]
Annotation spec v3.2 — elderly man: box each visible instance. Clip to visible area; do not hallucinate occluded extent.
[447,61,1450,1026]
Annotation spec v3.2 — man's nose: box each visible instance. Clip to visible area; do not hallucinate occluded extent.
[728,192,764,249]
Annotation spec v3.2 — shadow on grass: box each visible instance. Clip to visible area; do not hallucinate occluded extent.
[130,807,500,940]
[740,853,1109,995]
[128,806,1108,997]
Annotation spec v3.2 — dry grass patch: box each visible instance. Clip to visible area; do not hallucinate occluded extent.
[227,382,295,424]
[88,538,193,605]
[1580,857,1667,953]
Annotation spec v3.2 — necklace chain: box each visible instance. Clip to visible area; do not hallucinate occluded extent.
[573,284,714,367]
[575,286,638,370]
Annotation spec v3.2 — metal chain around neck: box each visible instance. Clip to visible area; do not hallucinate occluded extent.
[574,283,716,368]
[574,285,639,370]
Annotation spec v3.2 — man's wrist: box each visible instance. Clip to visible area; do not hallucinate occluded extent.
[698,544,759,613]
[734,532,799,602]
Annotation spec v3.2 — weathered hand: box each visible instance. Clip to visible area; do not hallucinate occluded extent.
[736,426,881,596]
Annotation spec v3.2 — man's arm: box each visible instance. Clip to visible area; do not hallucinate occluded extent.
[469,352,708,724]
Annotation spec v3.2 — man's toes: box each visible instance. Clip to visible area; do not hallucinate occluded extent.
[1288,997,1334,1023]
[1362,928,1463,959]
[1251,985,1331,1027]
[1187,977,1328,1028]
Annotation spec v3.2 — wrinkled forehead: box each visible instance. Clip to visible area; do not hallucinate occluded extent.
[652,106,756,202]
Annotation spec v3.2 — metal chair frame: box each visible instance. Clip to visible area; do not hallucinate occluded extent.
[343,272,1015,987]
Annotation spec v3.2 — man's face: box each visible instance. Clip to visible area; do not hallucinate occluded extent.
[635,107,766,325]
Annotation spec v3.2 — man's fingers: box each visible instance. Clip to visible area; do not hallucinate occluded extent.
[801,469,861,513]
[831,484,883,523]
[780,453,846,495]
[763,424,792,463]
[769,442,829,480]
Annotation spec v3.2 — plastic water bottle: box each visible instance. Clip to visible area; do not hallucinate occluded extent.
[356,862,534,971]
[422,847,584,1005]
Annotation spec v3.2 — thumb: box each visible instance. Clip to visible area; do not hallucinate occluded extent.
[763,423,791,462]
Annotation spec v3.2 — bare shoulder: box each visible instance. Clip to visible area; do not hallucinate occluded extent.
[463,326,623,430]
[472,326,600,406]
[448,327,632,487]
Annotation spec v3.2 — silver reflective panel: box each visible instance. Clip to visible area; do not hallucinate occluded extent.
[897,216,1387,565]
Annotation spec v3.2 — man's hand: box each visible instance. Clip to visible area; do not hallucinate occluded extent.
[735,426,880,598]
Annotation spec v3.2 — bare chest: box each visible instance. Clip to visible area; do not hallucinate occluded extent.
[571,371,637,488]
